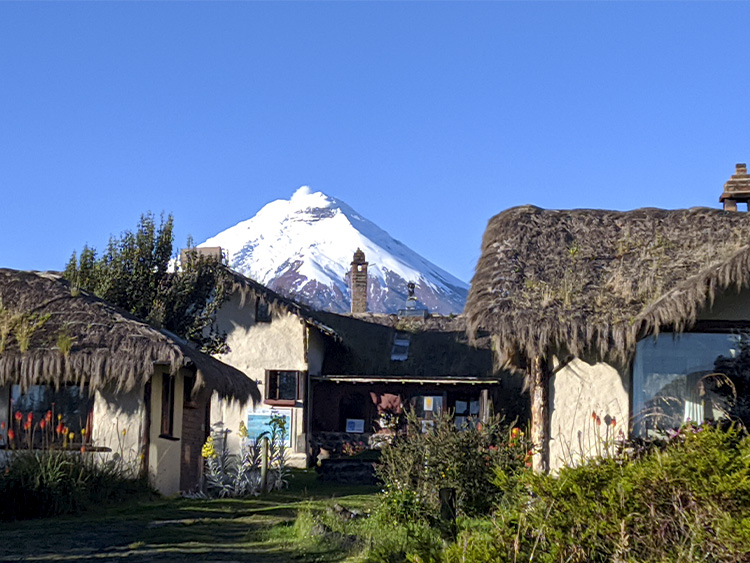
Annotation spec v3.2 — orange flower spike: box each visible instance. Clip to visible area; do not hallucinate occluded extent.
[80,446,86,453]
[592,411,597,421]
[7,429,14,441]
[14,411,22,422]
[26,412,33,422]
[45,410,52,422]
[0,421,5,430]
[39,419,46,430]
[611,417,617,427]
[596,416,602,426]
[23,422,31,431]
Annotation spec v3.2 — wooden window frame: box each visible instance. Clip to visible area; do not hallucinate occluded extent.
[265,370,304,406]
[160,374,176,438]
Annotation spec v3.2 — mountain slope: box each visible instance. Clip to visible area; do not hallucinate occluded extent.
[199,186,468,314]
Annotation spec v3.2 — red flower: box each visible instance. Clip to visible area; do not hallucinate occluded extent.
[14,411,22,422]
[26,412,32,422]
[592,410,597,421]
[596,416,602,426]
[23,421,31,431]
[80,446,86,453]
[39,419,47,430]
[7,429,15,441]
[611,417,617,427]
[56,423,64,435]
[0,422,5,430]
[45,410,52,422]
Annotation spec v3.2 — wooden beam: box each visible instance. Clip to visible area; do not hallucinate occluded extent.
[529,356,549,472]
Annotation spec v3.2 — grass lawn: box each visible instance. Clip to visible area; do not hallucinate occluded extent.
[0,469,380,563]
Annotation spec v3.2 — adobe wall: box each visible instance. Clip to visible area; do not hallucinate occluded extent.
[148,368,185,496]
[548,358,629,471]
[93,387,144,477]
[212,294,308,466]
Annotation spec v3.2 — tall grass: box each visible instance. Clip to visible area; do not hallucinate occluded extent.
[0,450,153,520]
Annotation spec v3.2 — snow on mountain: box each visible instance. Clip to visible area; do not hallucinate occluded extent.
[199,186,468,314]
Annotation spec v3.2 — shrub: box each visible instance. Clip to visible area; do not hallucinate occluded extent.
[0,449,152,520]
[376,411,531,521]
[438,422,750,563]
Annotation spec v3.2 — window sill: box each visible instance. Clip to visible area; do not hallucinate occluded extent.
[0,444,110,452]
[158,434,180,442]
[264,399,296,407]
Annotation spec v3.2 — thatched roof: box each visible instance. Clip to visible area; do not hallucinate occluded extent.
[227,269,337,338]
[465,205,750,369]
[313,311,497,378]
[0,269,259,402]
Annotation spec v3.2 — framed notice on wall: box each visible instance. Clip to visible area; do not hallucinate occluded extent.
[246,407,291,447]
[346,419,365,433]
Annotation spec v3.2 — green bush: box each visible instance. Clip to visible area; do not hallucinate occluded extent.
[0,450,152,520]
[376,411,531,521]
[432,422,750,563]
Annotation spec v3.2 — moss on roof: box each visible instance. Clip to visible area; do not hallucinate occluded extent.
[465,205,750,368]
[0,268,259,402]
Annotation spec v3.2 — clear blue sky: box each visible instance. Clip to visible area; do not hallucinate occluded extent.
[2,1,749,283]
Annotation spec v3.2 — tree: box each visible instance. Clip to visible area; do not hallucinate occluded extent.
[64,213,231,355]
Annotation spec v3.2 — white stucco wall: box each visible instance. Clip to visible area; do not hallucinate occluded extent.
[212,293,309,466]
[93,387,144,477]
[148,368,185,496]
[548,357,630,471]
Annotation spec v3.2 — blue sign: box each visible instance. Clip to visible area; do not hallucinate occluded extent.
[246,408,291,447]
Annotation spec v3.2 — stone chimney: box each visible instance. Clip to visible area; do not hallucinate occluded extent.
[720,163,750,211]
[350,248,368,314]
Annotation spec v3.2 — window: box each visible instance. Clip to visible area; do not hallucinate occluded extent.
[265,370,303,405]
[161,374,176,437]
[255,297,272,323]
[390,332,411,361]
[453,397,480,430]
[632,332,739,436]
[6,385,93,449]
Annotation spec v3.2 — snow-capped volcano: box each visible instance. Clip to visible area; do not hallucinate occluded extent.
[199,186,468,314]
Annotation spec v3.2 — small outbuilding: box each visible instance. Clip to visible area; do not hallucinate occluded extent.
[0,268,259,494]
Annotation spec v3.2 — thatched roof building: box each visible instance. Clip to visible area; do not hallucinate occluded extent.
[466,205,750,368]
[0,268,259,402]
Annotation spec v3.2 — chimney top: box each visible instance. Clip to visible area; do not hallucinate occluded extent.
[720,163,750,211]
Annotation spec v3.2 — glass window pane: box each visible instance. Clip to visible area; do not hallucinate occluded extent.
[9,385,93,448]
[633,333,739,436]
[277,372,297,401]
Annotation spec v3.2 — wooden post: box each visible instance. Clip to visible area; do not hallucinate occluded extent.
[260,436,269,492]
[530,356,549,473]
[439,487,457,540]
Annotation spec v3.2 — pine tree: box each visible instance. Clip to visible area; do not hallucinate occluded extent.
[64,213,231,354]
